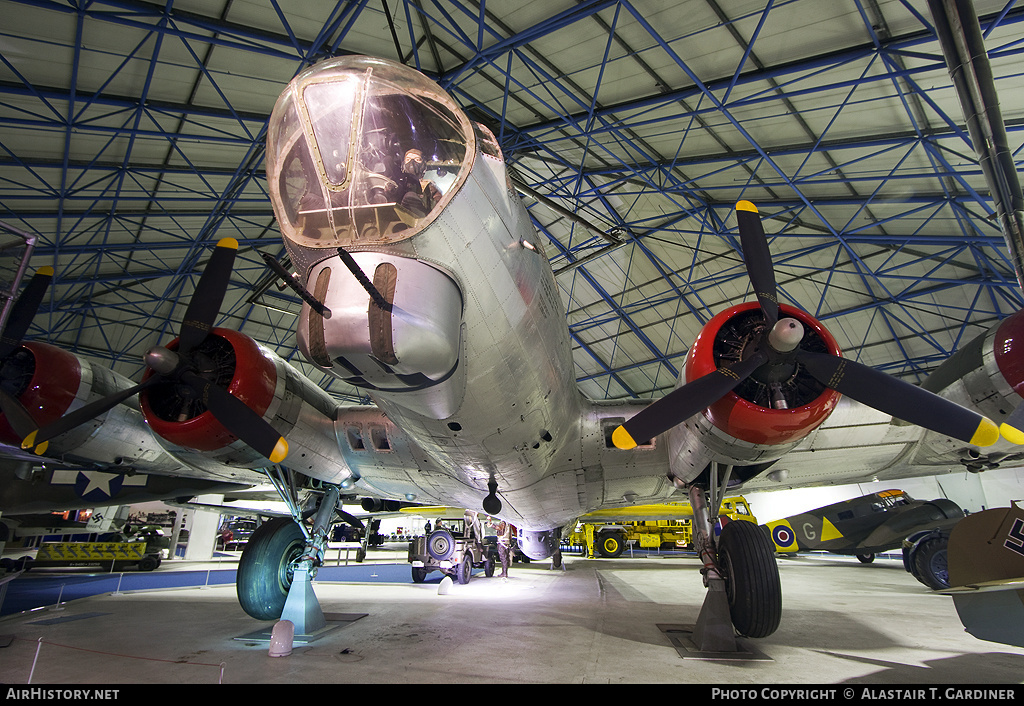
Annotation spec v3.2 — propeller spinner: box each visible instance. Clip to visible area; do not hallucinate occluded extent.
[613,201,1000,451]
[22,239,289,464]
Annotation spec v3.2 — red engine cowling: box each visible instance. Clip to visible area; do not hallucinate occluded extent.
[992,309,1024,397]
[139,328,277,452]
[686,302,843,446]
[0,342,83,446]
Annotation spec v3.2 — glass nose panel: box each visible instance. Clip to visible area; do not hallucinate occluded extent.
[303,78,357,186]
[268,57,474,254]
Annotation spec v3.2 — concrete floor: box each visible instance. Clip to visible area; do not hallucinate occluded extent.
[1,548,1023,684]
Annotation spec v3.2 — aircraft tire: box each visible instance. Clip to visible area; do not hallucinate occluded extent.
[457,554,473,585]
[856,553,875,564]
[596,532,626,558]
[236,517,305,621]
[717,520,782,639]
[911,536,950,590]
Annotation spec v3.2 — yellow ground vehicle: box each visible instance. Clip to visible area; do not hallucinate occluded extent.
[30,541,163,571]
[565,497,757,558]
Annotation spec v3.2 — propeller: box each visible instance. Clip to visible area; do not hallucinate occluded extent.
[21,239,289,464]
[0,266,54,452]
[612,201,1000,451]
[998,404,1024,445]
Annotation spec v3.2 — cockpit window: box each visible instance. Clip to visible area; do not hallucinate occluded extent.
[267,56,474,251]
[302,78,358,186]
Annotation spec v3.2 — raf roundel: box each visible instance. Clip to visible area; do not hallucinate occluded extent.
[772,523,796,550]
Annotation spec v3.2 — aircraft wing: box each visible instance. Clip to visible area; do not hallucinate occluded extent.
[398,506,475,520]
[733,396,1022,493]
[10,51,1024,644]
[0,460,254,515]
[574,502,697,523]
[942,503,1024,648]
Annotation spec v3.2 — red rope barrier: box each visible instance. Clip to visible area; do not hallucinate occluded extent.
[12,636,226,683]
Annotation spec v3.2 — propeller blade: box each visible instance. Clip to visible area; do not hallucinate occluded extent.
[177,238,238,356]
[796,350,999,447]
[736,201,778,326]
[998,403,1024,445]
[21,377,158,452]
[0,266,53,359]
[0,388,42,444]
[612,349,769,450]
[15,242,288,462]
[179,369,288,463]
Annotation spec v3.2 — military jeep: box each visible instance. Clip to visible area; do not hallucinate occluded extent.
[408,512,495,584]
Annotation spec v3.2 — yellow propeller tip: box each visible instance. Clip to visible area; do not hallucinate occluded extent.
[971,417,999,447]
[611,425,637,450]
[269,437,289,463]
[20,430,37,450]
[218,237,239,250]
[999,421,1024,446]
[37,266,54,276]
[736,200,758,213]
[34,440,48,456]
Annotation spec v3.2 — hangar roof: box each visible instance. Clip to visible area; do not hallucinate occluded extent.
[1,0,1022,405]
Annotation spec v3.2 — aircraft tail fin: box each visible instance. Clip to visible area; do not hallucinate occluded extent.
[943,503,1024,648]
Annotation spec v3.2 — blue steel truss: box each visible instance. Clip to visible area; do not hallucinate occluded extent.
[0,0,1022,405]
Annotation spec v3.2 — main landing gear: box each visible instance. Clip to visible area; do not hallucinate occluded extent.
[236,466,348,636]
[686,462,781,650]
[237,517,306,620]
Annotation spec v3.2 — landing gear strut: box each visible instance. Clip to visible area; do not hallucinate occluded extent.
[687,462,781,648]
[236,466,348,635]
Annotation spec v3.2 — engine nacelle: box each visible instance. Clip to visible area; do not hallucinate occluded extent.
[137,328,354,485]
[140,328,276,453]
[360,497,409,512]
[518,527,561,560]
[0,342,191,476]
[910,309,1024,466]
[667,302,843,484]
[881,498,964,534]
[0,342,80,445]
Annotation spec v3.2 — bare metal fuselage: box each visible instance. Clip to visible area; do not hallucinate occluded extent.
[8,56,1023,543]
[266,57,1020,534]
[283,114,673,531]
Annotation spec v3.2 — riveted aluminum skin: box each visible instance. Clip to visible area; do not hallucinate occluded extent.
[297,251,466,420]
